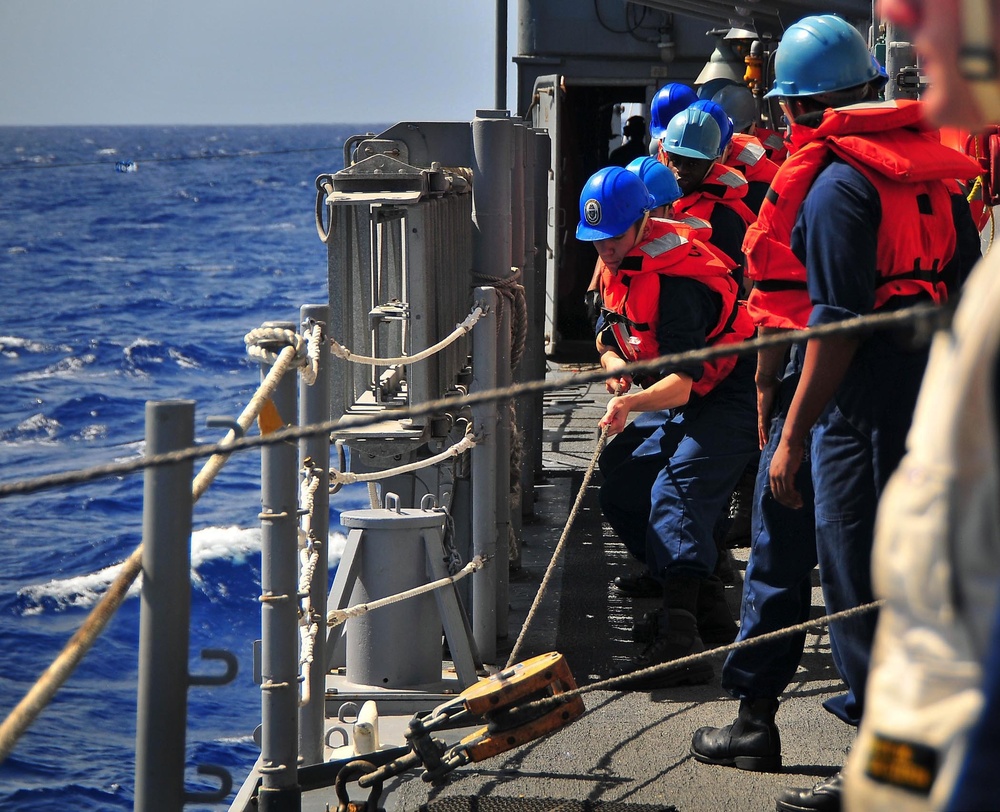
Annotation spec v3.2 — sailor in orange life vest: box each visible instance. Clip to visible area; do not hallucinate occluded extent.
[658,105,757,292]
[721,15,981,812]
[577,165,758,689]
[584,155,684,330]
[841,0,1000,810]
[700,87,781,216]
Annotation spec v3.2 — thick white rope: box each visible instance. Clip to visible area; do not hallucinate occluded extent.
[297,465,323,707]
[327,555,485,628]
[330,428,476,485]
[193,343,300,499]
[329,306,483,365]
[244,324,321,386]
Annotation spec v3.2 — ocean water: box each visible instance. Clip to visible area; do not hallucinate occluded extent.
[0,124,384,810]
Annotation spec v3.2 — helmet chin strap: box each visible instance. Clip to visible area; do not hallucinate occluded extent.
[960,0,1000,124]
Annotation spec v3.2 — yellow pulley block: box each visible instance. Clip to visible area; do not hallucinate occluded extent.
[451,651,585,762]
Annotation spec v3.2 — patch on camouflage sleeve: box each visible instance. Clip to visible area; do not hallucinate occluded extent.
[864,732,937,795]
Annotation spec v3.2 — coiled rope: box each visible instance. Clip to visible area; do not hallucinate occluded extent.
[475,269,528,371]
[329,307,484,366]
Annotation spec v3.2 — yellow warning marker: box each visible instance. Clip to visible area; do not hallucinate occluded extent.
[257,399,285,435]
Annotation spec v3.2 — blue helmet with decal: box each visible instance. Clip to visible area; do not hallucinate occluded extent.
[661,107,723,160]
[688,99,734,150]
[649,83,698,139]
[576,166,654,241]
[625,157,682,209]
[764,14,884,99]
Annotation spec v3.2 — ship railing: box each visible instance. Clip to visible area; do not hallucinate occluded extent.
[0,299,949,810]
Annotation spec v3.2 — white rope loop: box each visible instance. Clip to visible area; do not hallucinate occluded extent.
[329,425,477,486]
[244,324,321,386]
[328,306,484,366]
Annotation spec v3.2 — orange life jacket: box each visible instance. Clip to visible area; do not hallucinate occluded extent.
[655,215,738,272]
[743,100,981,330]
[599,219,754,396]
[726,132,779,186]
[756,127,789,165]
[671,161,757,228]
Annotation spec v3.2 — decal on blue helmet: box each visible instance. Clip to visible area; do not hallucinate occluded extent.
[584,198,602,226]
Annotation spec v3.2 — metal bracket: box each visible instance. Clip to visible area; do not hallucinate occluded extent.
[189,648,239,686]
[205,416,245,439]
[183,764,233,804]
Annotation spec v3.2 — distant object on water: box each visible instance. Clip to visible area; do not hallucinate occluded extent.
[115,160,138,173]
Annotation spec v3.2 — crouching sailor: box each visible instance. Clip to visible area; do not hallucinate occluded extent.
[576,165,757,689]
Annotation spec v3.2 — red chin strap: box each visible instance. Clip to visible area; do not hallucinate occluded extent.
[960,0,1000,124]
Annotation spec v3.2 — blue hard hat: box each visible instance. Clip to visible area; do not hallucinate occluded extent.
[697,78,740,101]
[626,157,682,209]
[576,166,654,241]
[711,84,758,132]
[650,83,698,139]
[661,107,723,160]
[689,99,734,150]
[764,14,883,99]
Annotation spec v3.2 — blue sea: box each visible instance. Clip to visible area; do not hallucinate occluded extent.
[0,124,385,810]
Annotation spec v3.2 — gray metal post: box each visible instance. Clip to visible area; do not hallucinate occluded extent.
[472,112,513,661]
[510,121,527,561]
[530,130,551,480]
[495,297,512,634]
[258,322,301,812]
[135,400,195,812]
[471,287,499,661]
[518,125,541,521]
[297,305,330,766]
[495,0,508,111]
[472,110,513,280]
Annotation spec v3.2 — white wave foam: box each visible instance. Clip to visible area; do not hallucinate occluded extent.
[0,335,69,354]
[9,412,62,440]
[168,348,201,369]
[17,525,348,614]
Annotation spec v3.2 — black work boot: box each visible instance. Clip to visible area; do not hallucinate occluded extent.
[690,697,781,772]
[632,607,662,643]
[696,575,739,646]
[775,771,843,811]
[615,576,713,690]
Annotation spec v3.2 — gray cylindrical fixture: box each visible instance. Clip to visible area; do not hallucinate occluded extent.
[471,287,499,661]
[495,0,509,111]
[135,400,195,812]
[341,506,445,687]
[258,321,301,810]
[472,110,514,281]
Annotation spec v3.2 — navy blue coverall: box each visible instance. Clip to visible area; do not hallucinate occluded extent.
[730,158,979,726]
[598,275,757,580]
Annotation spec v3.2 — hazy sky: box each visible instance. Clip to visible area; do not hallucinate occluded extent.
[0,1,516,126]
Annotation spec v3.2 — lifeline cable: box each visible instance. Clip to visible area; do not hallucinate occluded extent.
[0,300,953,500]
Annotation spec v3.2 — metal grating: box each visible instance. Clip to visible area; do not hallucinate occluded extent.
[423,799,678,812]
